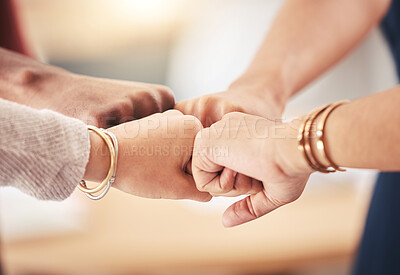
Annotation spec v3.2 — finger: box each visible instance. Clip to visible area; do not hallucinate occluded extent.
[193,128,237,195]
[215,174,263,197]
[203,101,221,127]
[185,158,193,175]
[199,167,237,195]
[131,91,163,119]
[174,100,191,115]
[176,172,212,202]
[222,191,281,227]
[163,109,183,116]
[208,172,264,197]
[151,84,175,111]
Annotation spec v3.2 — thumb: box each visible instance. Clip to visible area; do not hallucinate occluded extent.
[222,191,281,227]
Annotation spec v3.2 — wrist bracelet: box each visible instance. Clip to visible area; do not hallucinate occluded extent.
[298,100,349,173]
[304,105,332,173]
[315,101,349,172]
[78,126,118,200]
[298,104,331,173]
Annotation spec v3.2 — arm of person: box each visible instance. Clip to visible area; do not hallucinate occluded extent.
[192,84,400,227]
[0,47,175,128]
[0,98,210,202]
[176,0,391,126]
[85,110,211,202]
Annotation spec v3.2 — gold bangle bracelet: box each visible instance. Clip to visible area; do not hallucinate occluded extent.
[316,100,349,172]
[78,125,116,194]
[302,106,332,173]
[298,104,330,173]
[305,106,336,173]
[298,115,321,172]
[298,101,349,173]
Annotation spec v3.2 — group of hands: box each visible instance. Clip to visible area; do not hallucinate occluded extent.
[16,53,312,227]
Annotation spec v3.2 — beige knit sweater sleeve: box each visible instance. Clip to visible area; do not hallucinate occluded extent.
[0,98,90,200]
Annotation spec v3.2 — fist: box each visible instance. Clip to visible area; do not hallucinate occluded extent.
[107,110,212,202]
[5,49,175,128]
[192,112,311,226]
[175,84,283,127]
[28,72,175,128]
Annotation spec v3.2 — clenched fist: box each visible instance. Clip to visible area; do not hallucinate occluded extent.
[84,110,212,202]
[192,112,312,226]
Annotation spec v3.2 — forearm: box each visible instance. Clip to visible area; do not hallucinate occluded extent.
[324,87,400,170]
[233,0,391,105]
[280,86,400,173]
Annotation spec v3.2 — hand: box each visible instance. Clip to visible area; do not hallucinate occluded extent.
[192,112,313,226]
[84,110,211,202]
[0,48,175,128]
[175,77,284,127]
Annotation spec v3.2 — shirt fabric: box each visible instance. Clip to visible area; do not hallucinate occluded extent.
[0,98,90,200]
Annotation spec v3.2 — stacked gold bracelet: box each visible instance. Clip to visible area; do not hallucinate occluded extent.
[298,100,349,173]
[78,125,118,200]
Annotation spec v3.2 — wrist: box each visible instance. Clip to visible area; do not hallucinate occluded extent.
[83,130,111,182]
[274,118,314,176]
[229,72,287,115]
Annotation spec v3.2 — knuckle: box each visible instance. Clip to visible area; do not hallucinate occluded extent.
[154,84,173,95]
[144,90,163,112]
[200,194,213,202]
[197,95,212,107]
[219,182,232,193]
[164,109,183,116]
[182,115,203,133]
[157,85,175,109]
[221,102,236,113]
[193,129,206,151]
[90,113,107,128]
[118,99,134,114]
[222,111,242,119]
[196,96,210,122]
[174,101,185,111]
[196,182,208,192]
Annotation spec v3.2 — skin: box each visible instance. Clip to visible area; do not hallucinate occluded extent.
[0,48,175,128]
[193,86,400,227]
[189,0,394,226]
[84,110,211,202]
[0,48,208,201]
[79,0,393,207]
[175,0,391,125]
[1,0,393,205]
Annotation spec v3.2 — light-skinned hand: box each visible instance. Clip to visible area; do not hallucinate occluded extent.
[174,77,284,127]
[192,112,313,226]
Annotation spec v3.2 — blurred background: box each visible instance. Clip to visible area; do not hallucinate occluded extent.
[0,0,398,274]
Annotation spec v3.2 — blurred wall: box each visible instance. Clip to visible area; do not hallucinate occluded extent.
[1,1,399,274]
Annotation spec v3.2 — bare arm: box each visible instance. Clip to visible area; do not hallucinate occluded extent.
[237,0,392,104]
[176,0,392,125]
